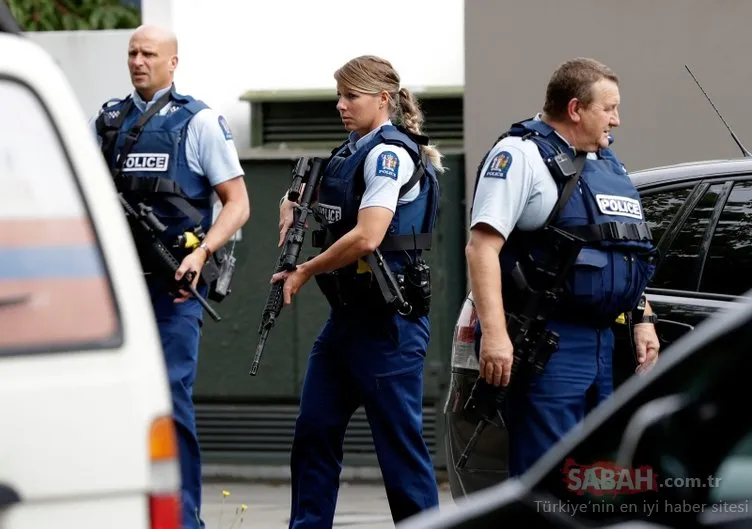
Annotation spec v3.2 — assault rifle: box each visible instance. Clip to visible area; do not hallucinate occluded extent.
[249,156,327,376]
[118,193,221,322]
[455,225,585,470]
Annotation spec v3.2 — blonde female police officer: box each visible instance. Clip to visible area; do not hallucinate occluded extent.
[466,58,661,477]
[274,55,442,527]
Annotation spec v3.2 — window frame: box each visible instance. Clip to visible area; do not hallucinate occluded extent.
[0,74,123,358]
[639,175,752,300]
[697,177,752,299]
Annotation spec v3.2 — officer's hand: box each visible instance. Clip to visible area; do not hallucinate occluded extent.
[479,333,515,387]
[173,249,207,303]
[271,265,311,305]
[634,323,660,374]
[278,198,296,248]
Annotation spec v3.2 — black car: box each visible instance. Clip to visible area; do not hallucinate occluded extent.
[404,287,752,529]
[444,157,752,498]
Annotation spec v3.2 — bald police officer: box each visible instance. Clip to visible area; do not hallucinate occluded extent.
[466,57,661,477]
[90,24,250,529]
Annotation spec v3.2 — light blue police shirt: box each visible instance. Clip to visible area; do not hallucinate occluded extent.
[351,120,420,212]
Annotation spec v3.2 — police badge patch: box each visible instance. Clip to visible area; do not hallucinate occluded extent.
[375,151,399,180]
[218,116,233,140]
[484,151,513,179]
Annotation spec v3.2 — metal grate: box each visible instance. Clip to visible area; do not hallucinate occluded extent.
[258,97,463,147]
[196,403,438,462]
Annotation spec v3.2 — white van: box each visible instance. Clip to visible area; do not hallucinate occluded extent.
[0,12,180,529]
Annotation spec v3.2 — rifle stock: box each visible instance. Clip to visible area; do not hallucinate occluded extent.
[249,156,327,376]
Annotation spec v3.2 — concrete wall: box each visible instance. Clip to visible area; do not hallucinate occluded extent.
[26,0,465,151]
[27,30,132,120]
[464,0,752,208]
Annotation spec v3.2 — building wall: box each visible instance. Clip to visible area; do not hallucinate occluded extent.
[26,30,132,122]
[464,0,752,211]
[27,0,465,152]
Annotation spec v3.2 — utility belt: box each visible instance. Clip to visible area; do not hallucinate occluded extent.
[311,225,432,318]
[313,250,431,319]
[315,255,431,319]
[502,253,655,329]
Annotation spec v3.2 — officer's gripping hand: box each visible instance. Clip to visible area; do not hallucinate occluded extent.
[173,249,207,303]
[634,322,660,375]
[278,198,309,248]
[479,333,515,387]
[271,264,312,305]
[278,198,295,248]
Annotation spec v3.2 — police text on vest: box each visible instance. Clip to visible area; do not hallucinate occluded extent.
[315,203,342,224]
[122,153,170,172]
[595,194,642,220]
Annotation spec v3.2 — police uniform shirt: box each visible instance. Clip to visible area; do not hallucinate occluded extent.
[471,114,595,239]
[353,120,421,211]
[89,85,244,186]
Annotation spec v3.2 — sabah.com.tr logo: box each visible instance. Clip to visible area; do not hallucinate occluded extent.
[563,458,720,496]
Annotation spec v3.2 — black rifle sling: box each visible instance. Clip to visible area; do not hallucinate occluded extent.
[377,160,431,252]
[399,161,425,199]
[543,153,587,227]
[115,89,173,173]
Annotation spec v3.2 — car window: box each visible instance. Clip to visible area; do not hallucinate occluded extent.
[640,186,694,247]
[531,301,752,526]
[0,78,120,355]
[709,431,752,504]
[699,180,752,297]
[650,183,726,291]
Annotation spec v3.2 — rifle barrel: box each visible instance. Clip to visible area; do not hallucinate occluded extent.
[187,283,221,322]
[249,156,327,377]
[456,418,491,469]
[250,328,270,376]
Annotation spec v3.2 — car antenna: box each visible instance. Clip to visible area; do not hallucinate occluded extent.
[685,64,752,158]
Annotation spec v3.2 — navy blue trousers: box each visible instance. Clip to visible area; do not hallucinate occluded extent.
[153,290,204,529]
[288,311,439,528]
[503,320,614,477]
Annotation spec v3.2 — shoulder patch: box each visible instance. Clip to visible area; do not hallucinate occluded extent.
[483,151,513,179]
[218,115,233,140]
[375,150,399,180]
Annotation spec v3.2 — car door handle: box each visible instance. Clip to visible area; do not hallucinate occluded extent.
[0,484,20,508]
[656,320,694,347]
[0,293,30,309]
[658,319,693,330]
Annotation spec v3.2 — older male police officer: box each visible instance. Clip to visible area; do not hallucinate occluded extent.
[466,57,660,477]
[90,24,250,529]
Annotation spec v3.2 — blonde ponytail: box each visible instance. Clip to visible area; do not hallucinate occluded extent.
[333,56,446,174]
[397,87,446,173]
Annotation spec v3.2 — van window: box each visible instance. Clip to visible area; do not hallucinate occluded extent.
[650,183,725,291]
[700,180,752,297]
[0,79,119,355]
